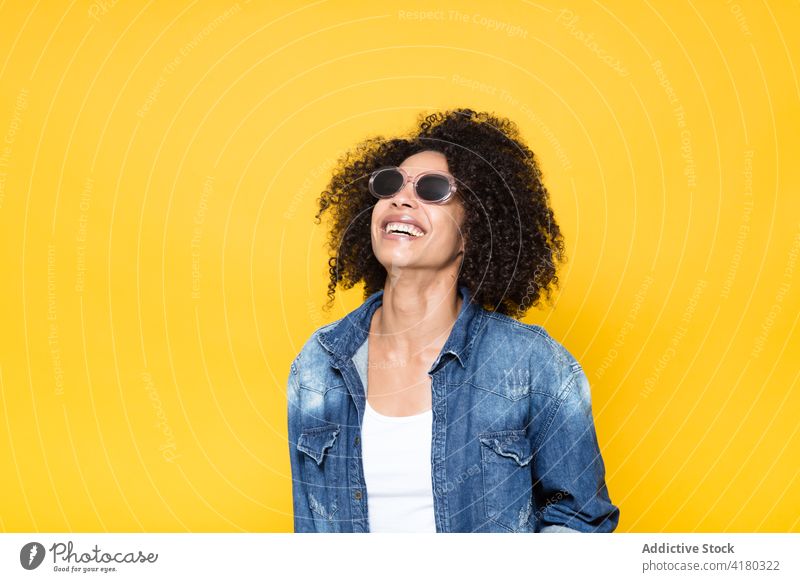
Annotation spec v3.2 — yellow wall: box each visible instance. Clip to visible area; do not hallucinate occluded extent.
[0,0,797,532]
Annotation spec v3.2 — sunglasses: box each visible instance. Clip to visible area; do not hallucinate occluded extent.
[368,166,457,204]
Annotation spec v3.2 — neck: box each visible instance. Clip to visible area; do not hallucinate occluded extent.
[371,277,462,358]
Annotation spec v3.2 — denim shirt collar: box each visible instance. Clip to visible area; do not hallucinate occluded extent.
[317,283,484,371]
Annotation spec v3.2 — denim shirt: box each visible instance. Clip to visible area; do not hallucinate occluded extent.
[287,284,620,533]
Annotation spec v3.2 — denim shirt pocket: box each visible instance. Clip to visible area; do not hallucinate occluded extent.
[479,428,535,532]
[297,423,341,524]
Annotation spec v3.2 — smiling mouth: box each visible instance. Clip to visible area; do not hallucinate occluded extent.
[383,222,426,238]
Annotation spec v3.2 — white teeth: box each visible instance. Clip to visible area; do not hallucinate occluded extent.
[384,222,424,237]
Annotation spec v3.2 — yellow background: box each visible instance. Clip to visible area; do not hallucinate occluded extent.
[0,0,798,532]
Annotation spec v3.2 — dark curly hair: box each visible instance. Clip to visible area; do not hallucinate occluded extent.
[313,108,567,319]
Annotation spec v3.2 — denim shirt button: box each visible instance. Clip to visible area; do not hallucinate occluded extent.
[354,490,362,500]
[354,435,360,446]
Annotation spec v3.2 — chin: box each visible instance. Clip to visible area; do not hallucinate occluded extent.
[379,257,413,270]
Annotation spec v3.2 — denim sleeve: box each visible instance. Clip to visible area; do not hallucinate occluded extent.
[287,362,316,533]
[533,368,620,533]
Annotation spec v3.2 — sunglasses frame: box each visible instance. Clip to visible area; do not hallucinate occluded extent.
[368,165,457,204]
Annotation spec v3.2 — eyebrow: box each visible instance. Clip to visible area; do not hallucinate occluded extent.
[400,166,451,174]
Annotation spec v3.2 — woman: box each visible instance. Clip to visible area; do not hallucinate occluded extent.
[287,108,619,533]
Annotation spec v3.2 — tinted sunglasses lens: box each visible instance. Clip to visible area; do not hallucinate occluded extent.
[371,168,404,198]
[416,174,451,202]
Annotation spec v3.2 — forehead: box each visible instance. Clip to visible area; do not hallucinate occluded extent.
[398,150,449,174]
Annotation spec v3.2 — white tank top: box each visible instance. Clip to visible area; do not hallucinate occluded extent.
[352,338,437,533]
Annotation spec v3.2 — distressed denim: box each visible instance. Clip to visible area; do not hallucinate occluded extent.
[287,284,620,533]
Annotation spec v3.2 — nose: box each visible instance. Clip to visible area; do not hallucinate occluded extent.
[390,180,419,207]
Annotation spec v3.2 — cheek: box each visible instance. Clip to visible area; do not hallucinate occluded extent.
[431,210,464,244]
[370,203,385,230]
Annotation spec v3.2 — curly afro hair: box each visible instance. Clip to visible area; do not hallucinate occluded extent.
[313,107,567,319]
